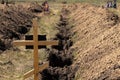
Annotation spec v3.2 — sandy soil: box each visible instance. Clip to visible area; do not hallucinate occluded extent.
[68,3,120,80]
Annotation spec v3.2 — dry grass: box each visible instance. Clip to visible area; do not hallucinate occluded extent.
[0,2,62,80]
[0,1,120,80]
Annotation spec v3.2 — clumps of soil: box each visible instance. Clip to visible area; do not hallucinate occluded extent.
[107,13,120,26]
[0,39,6,51]
[95,64,120,80]
[68,3,120,80]
[62,1,67,4]
[0,5,35,52]
[28,2,43,13]
[48,50,73,67]
[41,66,76,80]
[61,8,70,16]
[41,8,78,80]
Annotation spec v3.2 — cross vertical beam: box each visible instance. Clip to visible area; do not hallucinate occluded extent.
[33,19,39,80]
[13,18,59,80]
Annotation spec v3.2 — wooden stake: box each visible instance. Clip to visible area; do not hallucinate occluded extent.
[13,18,58,80]
[23,62,49,79]
[33,18,39,80]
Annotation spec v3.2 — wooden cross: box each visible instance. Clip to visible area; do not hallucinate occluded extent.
[13,18,58,80]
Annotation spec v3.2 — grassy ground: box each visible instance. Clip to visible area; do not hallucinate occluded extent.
[0,2,62,80]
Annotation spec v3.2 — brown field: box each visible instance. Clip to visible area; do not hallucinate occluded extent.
[0,1,120,80]
[69,3,120,80]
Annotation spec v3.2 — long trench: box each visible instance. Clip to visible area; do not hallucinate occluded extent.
[40,8,78,80]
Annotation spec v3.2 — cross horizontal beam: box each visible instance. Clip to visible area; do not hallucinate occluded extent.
[13,40,59,46]
[13,18,59,80]
[23,62,49,79]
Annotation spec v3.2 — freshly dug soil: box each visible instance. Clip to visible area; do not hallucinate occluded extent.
[0,4,35,52]
[41,66,76,80]
[48,49,73,67]
[28,2,43,13]
[68,3,120,80]
[41,7,78,80]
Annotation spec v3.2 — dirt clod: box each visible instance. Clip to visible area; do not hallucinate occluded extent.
[48,49,73,67]
[41,7,77,80]
[0,4,35,52]
[28,2,43,13]
[41,66,75,80]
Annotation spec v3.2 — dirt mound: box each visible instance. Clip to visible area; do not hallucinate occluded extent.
[48,49,73,67]
[41,66,76,80]
[107,12,119,26]
[28,2,43,13]
[41,8,78,80]
[68,3,120,80]
[0,4,35,52]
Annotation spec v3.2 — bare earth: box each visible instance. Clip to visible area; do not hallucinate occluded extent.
[0,2,120,80]
[69,3,120,80]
